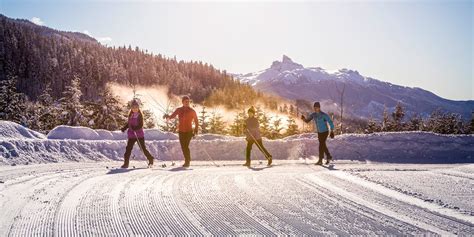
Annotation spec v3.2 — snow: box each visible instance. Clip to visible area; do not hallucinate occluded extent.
[0,121,473,166]
[0,121,472,235]
[0,120,46,139]
[48,125,178,140]
[0,161,472,235]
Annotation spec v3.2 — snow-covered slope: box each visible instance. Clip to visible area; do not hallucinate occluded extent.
[0,162,472,235]
[233,55,474,119]
[0,122,472,165]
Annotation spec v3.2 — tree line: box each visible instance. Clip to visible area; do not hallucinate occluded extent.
[0,14,274,110]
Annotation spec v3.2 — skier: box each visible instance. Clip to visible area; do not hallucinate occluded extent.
[120,99,155,168]
[163,96,198,167]
[243,106,273,167]
[301,102,335,165]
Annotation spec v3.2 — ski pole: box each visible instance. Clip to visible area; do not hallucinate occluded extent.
[203,148,219,167]
[146,92,168,113]
[134,131,155,168]
[246,129,269,162]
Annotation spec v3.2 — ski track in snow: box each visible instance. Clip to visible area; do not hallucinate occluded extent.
[0,161,472,236]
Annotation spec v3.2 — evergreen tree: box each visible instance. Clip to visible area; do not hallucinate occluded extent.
[59,76,84,126]
[425,109,463,134]
[270,117,283,139]
[37,84,59,132]
[392,102,405,131]
[142,109,156,128]
[85,86,126,130]
[406,113,422,131]
[258,111,271,138]
[381,106,392,131]
[0,77,26,123]
[285,117,299,136]
[198,106,210,134]
[208,111,226,134]
[229,110,247,136]
[365,117,380,133]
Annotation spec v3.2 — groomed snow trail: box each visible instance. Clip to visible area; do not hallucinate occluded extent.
[0,161,472,236]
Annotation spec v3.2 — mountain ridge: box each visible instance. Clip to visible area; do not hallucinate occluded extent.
[233,55,473,119]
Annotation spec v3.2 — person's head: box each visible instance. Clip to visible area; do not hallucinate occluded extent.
[182,96,191,107]
[131,100,140,112]
[247,106,256,118]
[129,99,142,117]
[313,101,321,113]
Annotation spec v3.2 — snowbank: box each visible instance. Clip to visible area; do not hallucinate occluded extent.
[48,125,178,140]
[0,120,46,139]
[0,121,473,165]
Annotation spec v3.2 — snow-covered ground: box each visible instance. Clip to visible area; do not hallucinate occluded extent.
[0,161,472,236]
[0,121,473,235]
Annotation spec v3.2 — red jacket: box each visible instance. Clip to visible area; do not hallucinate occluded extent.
[169,106,198,133]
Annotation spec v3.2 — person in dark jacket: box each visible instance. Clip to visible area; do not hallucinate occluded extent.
[120,99,154,168]
[301,102,335,165]
[163,96,199,168]
[243,106,272,167]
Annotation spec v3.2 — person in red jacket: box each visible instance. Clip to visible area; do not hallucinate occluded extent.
[164,96,199,167]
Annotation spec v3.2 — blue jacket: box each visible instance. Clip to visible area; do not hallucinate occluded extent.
[304,112,335,133]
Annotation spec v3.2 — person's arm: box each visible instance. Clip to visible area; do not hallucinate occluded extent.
[243,119,250,136]
[120,122,129,132]
[325,114,335,130]
[164,108,180,120]
[131,113,144,131]
[301,113,313,123]
[193,110,199,135]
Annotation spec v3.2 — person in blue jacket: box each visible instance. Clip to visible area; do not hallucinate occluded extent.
[301,102,335,165]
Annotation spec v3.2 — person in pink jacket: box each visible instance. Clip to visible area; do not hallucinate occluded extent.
[120,100,154,168]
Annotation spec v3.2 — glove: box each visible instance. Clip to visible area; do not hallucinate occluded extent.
[330,131,335,139]
[301,115,306,120]
[120,127,127,133]
[163,114,169,119]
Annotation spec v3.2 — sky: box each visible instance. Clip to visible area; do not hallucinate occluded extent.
[1,0,472,100]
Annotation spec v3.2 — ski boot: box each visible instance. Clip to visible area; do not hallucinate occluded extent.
[315,159,323,166]
[325,156,333,165]
[242,162,250,167]
[120,164,129,169]
[147,160,154,168]
[267,156,273,166]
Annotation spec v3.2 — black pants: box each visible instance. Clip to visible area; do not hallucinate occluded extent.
[179,132,193,165]
[124,138,154,165]
[246,138,271,163]
[318,131,331,160]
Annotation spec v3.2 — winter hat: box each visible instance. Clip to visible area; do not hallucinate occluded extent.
[182,95,190,101]
[131,99,140,107]
[248,106,256,114]
[313,101,321,108]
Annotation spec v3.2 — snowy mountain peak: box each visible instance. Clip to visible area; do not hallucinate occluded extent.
[282,55,294,63]
[233,56,474,120]
[270,55,303,72]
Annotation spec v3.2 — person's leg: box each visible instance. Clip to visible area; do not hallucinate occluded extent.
[183,132,193,165]
[123,138,136,168]
[138,138,154,164]
[256,139,271,158]
[179,132,193,166]
[245,139,254,165]
[256,139,272,165]
[319,131,330,158]
[317,132,326,164]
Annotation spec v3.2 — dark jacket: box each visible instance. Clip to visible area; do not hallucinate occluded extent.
[244,117,262,140]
